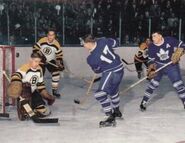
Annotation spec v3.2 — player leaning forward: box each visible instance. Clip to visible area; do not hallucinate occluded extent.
[81,35,124,127]
[8,53,55,120]
[140,31,185,111]
[33,29,64,98]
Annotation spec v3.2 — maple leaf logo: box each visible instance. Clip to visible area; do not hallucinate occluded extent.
[157,49,169,61]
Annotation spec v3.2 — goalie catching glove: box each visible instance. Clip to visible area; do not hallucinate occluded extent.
[56,59,65,71]
[171,48,184,64]
[147,64,157,79]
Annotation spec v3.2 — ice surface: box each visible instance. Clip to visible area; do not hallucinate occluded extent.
[1,73,185,143]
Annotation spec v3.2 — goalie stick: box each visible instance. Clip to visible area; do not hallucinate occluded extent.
[3,71,59,124]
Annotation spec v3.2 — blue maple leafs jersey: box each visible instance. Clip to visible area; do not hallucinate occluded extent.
[148,36,185,65]
[87,37,123,73]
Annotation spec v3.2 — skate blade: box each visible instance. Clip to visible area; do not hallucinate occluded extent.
[99,122,116,128]
[115,117,124,120]
[140,108,146,112]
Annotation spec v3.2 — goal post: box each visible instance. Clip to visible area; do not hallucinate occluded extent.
[0,45,15,114]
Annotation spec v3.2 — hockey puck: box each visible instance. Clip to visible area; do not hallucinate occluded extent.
[74,99,80,104]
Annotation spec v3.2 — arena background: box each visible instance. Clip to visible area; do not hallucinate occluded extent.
[0,0,185,45]
[1,1,185,143]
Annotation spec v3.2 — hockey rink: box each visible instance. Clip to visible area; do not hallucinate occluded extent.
[1,72,185,143]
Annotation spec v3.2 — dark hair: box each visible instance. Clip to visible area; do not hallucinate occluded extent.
[30,52,42,59]
[151,30,163,36]
[82,34,96,43]
[47,28,56,34]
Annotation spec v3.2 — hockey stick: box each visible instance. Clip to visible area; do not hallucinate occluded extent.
[122,58,134,65]
[3,71,59,123]
[46,61,101,83]
[123,65,136,72]
[120,61,173,94]
[0,113,9,118]
[122,58,155,66]
[74,74,97,105]
[122,58,155,72]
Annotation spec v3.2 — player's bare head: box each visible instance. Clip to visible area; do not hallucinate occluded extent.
[145,38,151,45]
[151,31,163,45]
[30,53,41,69]
[47,29,56,43]
[80,34,96,50]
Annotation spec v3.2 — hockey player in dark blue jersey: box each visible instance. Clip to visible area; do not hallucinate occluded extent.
[81,34,124,127]
[140,31,185,111]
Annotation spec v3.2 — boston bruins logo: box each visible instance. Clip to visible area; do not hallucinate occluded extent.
[30,75,39,85]
[43,47,52,55]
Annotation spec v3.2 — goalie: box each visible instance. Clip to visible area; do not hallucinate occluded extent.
[8,53,55,120]
[32,29,64,98]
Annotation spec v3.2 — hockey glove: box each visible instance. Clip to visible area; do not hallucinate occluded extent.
[40,89,55,105]
[147,64,157,79]
[56,59,65,71]
[21,82,32,99]
[171,48,184,64]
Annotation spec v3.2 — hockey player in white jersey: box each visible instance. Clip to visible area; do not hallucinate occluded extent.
[33,29,64,98]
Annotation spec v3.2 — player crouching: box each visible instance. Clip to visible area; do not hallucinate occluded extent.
[8,53,55,120]
[81,35,124,127]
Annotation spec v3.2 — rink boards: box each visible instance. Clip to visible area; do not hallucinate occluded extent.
[15,46,185,77]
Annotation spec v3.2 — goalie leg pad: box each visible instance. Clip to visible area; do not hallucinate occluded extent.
[17,98,30,121]
[17,83,32,121]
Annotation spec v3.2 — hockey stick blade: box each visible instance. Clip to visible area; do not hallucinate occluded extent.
[32,116,59,123]
[0,113,9,118]
[93,77,101,83]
